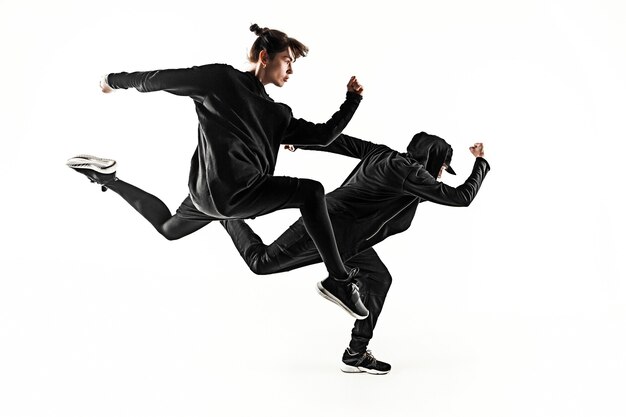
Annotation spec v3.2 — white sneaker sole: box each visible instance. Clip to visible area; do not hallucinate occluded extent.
[340,363,390,375]
[66,155,117,174]
[316,282,368,320]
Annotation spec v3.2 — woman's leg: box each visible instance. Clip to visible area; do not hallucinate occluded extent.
[72,168,211,240]
[261,177,347,279]
[223,181,368,319]
[105,181,212,240]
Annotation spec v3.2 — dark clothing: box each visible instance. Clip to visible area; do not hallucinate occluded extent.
[222,133,490,351]
[299,134,490,260]
[344,249,392,353]
[173,177,300,221]
[107,64,362,219]
[223,217,391,353]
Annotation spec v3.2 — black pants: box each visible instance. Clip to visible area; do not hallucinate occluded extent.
[104,176,348,279]
[222,219,392,353]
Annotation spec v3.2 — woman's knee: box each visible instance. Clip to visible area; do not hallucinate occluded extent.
[159,226,183,241]
[158,217,208,241]
[299,179,325,202]
[158,221,192,241]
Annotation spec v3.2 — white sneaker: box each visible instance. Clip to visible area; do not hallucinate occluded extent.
[66,154,117,174]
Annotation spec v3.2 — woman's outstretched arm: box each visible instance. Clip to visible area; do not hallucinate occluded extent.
[101,64,216,98]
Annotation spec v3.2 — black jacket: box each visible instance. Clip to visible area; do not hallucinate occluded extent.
[107,64,362,218]
[299,133,490,258]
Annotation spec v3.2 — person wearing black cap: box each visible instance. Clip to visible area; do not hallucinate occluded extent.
[221,132,490,374]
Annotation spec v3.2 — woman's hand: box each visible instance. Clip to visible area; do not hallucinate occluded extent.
[347,76,364,95]
[100,74,113,93]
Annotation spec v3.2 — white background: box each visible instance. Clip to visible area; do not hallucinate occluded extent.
[1,0,625,416]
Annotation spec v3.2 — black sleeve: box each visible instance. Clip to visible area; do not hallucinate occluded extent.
[402,157,490,207]
[281,92,362,146]
[106,65,214,97]
[295,134,382,160]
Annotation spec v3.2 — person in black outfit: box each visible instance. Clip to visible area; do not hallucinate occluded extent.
[68,24,368,319]
[221,132,491,374]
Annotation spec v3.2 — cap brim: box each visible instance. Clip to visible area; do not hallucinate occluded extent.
[446,166,457,175]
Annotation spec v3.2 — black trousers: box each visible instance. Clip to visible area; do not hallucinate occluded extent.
[222,219,392,353]
[105,175,348,280]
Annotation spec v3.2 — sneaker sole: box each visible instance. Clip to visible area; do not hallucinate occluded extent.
[316,282,369,320]
[340,363,390,375]
[66,155,117,174]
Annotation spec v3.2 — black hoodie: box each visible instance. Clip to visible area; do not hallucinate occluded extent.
[299,133,490,259]
[107,64,362,218]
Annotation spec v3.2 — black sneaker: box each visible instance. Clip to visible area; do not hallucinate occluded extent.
[67,155,117,192]
[341,348,391,375]
[316,268,369,320]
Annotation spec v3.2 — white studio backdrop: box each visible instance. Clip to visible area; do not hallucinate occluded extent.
[1,0,625,416]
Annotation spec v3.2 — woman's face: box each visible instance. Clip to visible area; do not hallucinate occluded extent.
[262,48,295,87]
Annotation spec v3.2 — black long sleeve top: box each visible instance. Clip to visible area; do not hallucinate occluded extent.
[107,64,362,218]
[299,134,490,257]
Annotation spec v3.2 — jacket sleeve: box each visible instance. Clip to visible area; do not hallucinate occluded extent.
[402,157,490,206]
[281,92,362,146]
[106,65,213,97]
[295,134,382,160]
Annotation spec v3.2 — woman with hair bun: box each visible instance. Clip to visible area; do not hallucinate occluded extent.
[68,24,368,319]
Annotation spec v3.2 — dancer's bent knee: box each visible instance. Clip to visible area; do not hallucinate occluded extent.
[298,179,325,206]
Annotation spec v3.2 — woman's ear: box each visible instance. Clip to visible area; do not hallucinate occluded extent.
[259,49,268,68]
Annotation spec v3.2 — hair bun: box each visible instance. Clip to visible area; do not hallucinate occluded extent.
[249,23,269,36]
